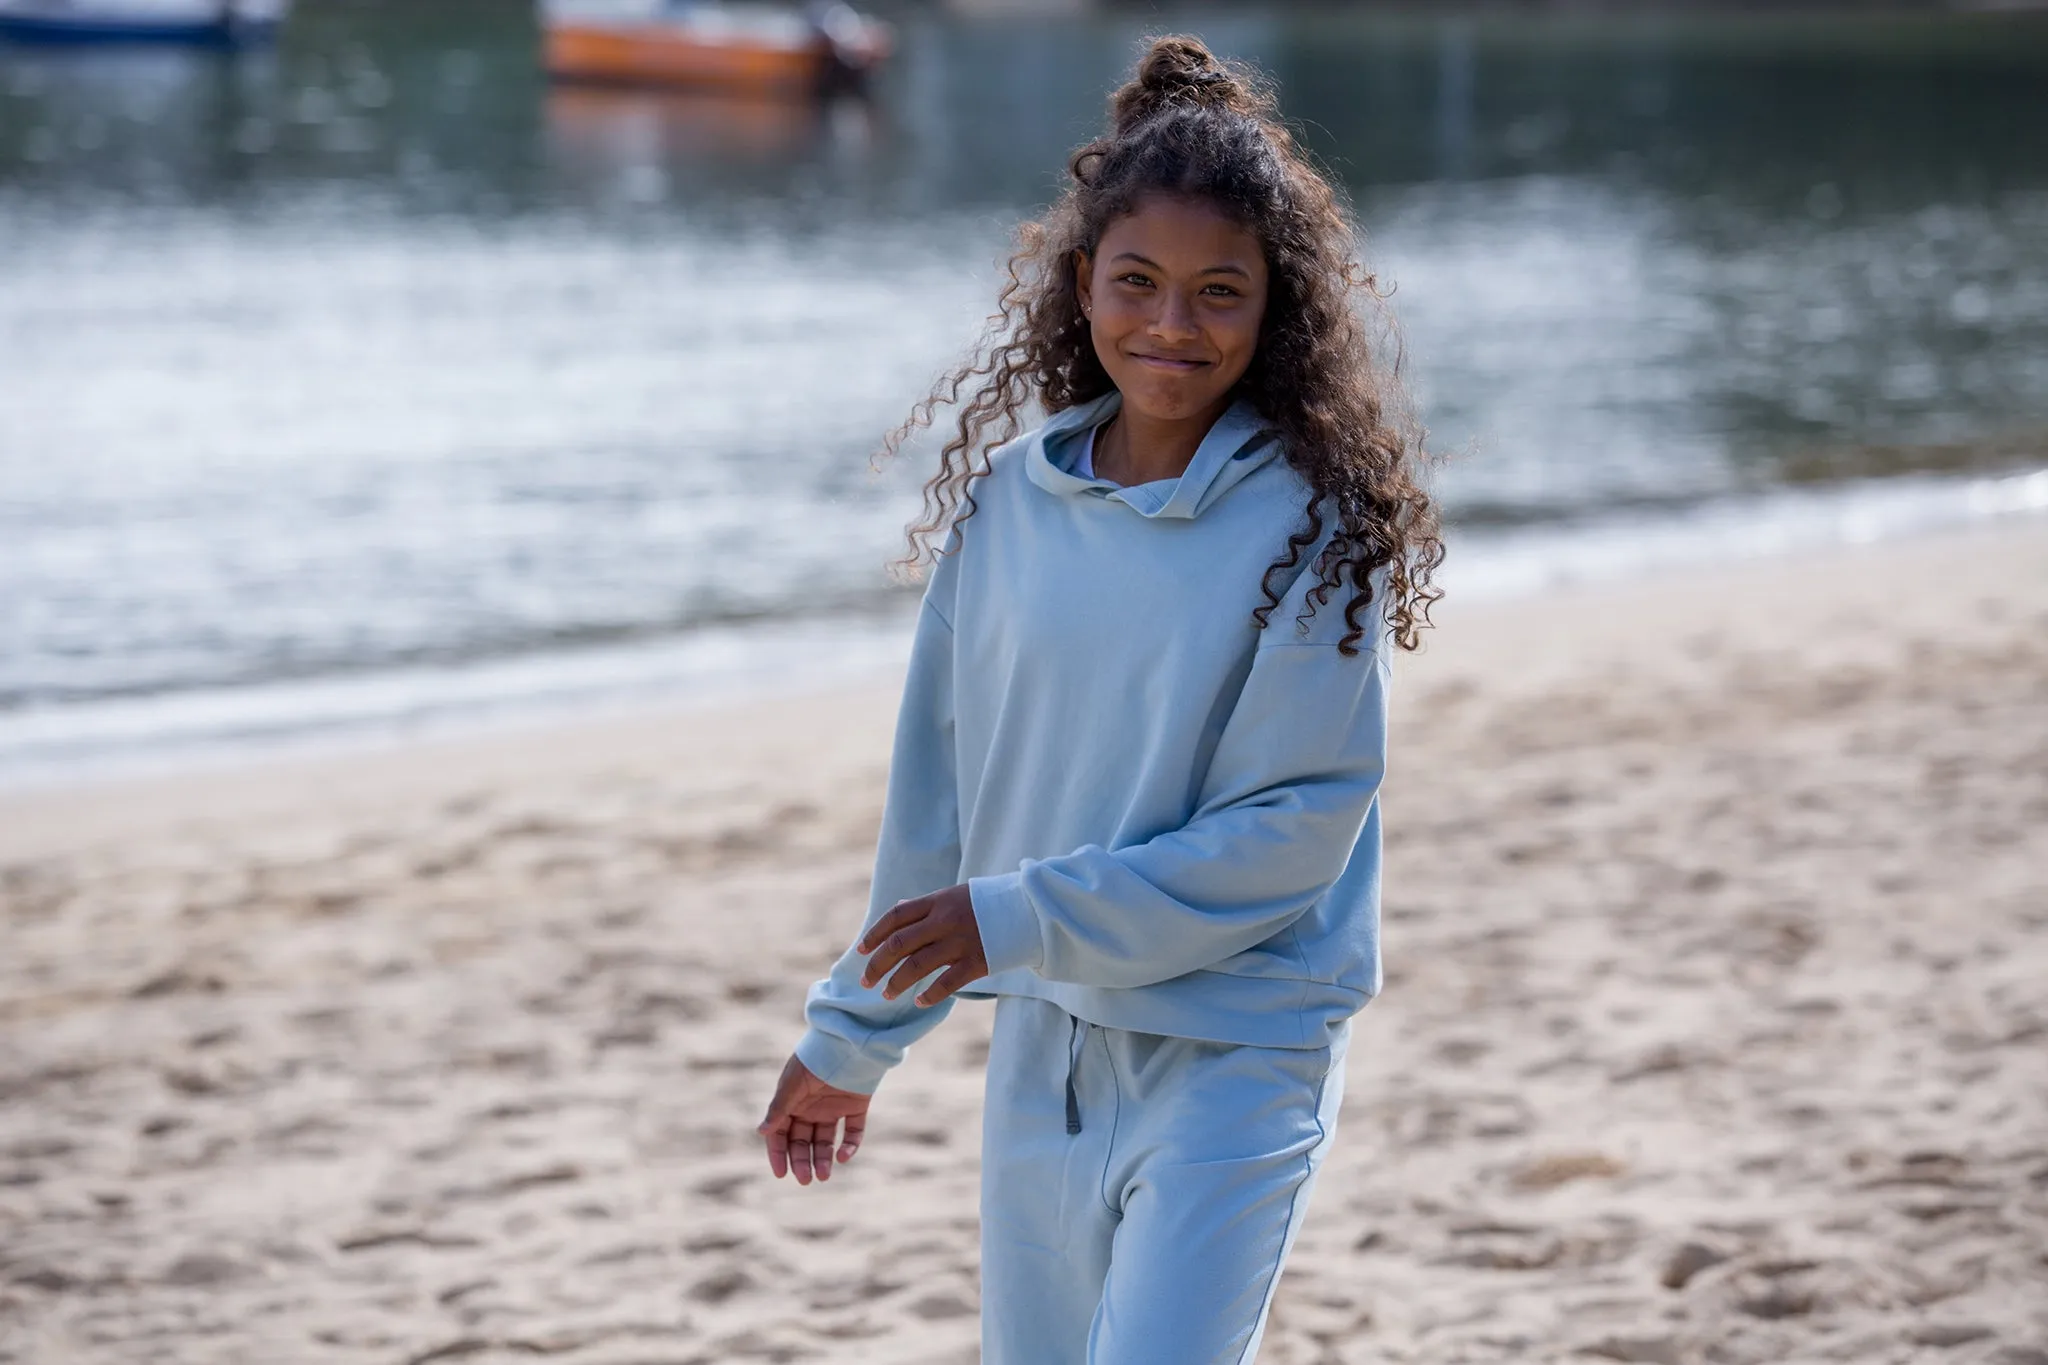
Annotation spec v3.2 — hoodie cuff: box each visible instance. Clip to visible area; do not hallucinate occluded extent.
[792,1027,889,1097]
[968,871,1044,975]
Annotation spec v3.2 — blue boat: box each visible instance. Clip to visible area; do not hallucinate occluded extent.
[0,0,287,46]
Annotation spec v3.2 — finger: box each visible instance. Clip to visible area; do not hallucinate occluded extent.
[811,1116,836,1183]
[788,1121,815,1187]
[883,947,949,1001]
[837,1111,865,1164]
[861,919,943,990]
[916,960,985,1008]
[856,898,926,956]
[762,1116,790,1180]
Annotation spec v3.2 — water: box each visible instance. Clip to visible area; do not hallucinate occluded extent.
[3,4,2046,782]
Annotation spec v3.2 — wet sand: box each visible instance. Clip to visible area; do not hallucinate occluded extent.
[2,523,2045,1365]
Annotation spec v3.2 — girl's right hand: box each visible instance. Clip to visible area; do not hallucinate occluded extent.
[755,1053,871,1185]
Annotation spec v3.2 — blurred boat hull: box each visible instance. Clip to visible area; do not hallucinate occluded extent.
[0,0,286,46]
[545,3,890,96]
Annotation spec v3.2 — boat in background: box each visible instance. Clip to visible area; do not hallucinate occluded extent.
[0,0,287,46]
[544,0,890,96]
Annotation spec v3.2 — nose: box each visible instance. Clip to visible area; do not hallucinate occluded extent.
[1148,289,1199,343]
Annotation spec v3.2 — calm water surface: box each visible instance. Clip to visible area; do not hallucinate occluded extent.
[2,4,2045,774]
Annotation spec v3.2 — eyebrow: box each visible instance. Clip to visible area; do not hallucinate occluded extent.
[1110,251,1253,280]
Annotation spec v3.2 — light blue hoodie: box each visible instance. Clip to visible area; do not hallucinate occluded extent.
[794,388,1392,1095]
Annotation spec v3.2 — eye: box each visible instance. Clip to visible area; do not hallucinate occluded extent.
[1201,283,1241,297]
[1116,271,1153,287]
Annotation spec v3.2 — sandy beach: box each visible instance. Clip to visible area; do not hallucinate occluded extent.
[2,522,2044,1365]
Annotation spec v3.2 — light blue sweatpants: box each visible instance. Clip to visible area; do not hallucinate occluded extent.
[978,993,1351,1365]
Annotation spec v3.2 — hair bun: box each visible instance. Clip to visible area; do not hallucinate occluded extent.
[1111,35,1257,133]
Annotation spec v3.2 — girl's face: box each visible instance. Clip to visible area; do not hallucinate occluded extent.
[1075,193,1270,426]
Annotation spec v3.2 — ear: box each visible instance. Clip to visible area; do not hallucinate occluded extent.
[1072,248,1094,317]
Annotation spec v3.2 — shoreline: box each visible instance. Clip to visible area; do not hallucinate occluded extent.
[1,516,2041,860]
[2,521,2043,1363]
[5,461,2043,798]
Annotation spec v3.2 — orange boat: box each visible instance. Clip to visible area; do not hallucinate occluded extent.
[545,1,891,96]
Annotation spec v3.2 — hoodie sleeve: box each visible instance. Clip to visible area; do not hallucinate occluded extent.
[967,567,1393,991]
[791,559,963,1097]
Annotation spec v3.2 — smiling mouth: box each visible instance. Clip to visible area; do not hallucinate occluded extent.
[1131,353,1209,371]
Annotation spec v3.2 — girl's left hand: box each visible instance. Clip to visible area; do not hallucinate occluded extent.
[857,883,989,1008]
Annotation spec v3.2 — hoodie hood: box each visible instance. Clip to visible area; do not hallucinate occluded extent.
[1022,389,1284,520]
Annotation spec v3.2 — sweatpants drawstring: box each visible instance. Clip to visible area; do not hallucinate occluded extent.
[1064,1014,1083,1135]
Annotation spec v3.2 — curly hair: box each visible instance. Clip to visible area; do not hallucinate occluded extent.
[877,33,1443,654]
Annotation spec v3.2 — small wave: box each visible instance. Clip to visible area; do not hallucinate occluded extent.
[1,465,2042,791]
[1446,464,2048,600]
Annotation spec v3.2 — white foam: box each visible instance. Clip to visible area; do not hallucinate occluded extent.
[1445,465,2048,600]
[2,464,2042,792]
[0,609,919,790]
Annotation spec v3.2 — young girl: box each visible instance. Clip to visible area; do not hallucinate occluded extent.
[756,34,1442,1364]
